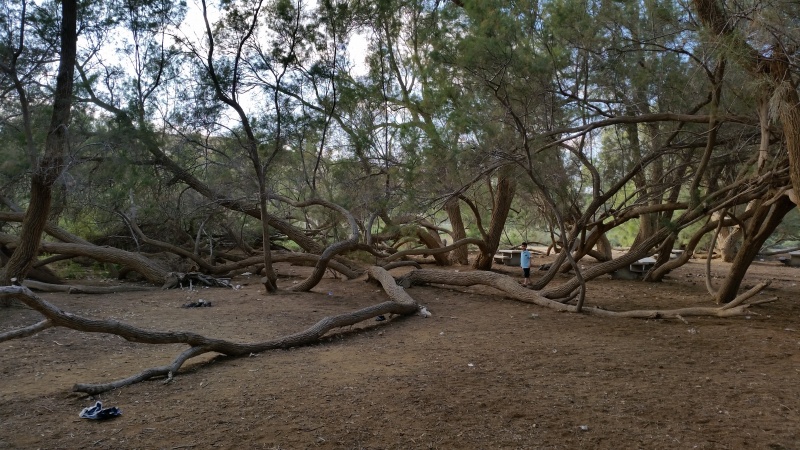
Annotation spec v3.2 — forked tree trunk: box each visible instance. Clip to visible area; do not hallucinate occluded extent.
[571,226,613,263]
[715,195,794,303]
[473,176,516,270]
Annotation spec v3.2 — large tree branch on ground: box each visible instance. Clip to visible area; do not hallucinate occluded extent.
[396,269,772,319]
[1,244,63,285]
[0,319,52,343]
[22,280,157,294]
[0,262,773,394]
[0,235,169,284]
[540,228,672,299]
[209,252,363,279]
[0,266,418,394]
[381,261,422,271]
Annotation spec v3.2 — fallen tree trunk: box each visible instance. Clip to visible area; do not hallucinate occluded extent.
[22,280,157,294]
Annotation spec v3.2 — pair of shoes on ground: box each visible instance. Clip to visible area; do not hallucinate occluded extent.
[79,401,122,420]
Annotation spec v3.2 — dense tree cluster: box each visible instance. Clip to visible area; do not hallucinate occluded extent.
[1,0,798,302]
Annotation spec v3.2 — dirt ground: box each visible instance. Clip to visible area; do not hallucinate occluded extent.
[1,253,799,449]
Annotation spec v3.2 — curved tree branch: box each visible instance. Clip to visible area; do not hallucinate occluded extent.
[1,267,419,394]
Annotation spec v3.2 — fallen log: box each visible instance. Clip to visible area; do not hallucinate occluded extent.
[22,280,157,294]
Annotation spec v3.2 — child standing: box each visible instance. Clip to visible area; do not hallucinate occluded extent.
[520,242,531,287]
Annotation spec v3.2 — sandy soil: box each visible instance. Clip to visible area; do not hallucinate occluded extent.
[1,255,799,449]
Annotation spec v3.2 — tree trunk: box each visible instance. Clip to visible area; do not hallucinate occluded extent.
[473,175,516,270]
[630,213,657,251]
[717,227,741,263]
[416,228,450,265]
[644,235,677,282]
[445,198,469,265]
[714,195,794,303]
[259,196,278,292]
[1,0,77,304]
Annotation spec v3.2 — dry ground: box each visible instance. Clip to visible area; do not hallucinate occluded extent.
[1,254,799,449]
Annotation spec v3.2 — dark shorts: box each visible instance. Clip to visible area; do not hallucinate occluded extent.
[522,268,530,277]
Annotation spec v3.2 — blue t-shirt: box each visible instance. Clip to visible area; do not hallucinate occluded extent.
[520,249,531,268]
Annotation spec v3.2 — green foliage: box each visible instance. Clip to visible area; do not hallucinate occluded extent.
[1,0,798,269]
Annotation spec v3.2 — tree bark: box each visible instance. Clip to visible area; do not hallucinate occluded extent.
[0,266,419,394]
[714,195,795,303]
[473,175,516,270]
[0,236,169,284]
[416,228,450,265]
[1,0,77,306]
[397,269,766,319]
[445,198,469,265]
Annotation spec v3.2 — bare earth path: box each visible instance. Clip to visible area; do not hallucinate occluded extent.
[1,257,799,449]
